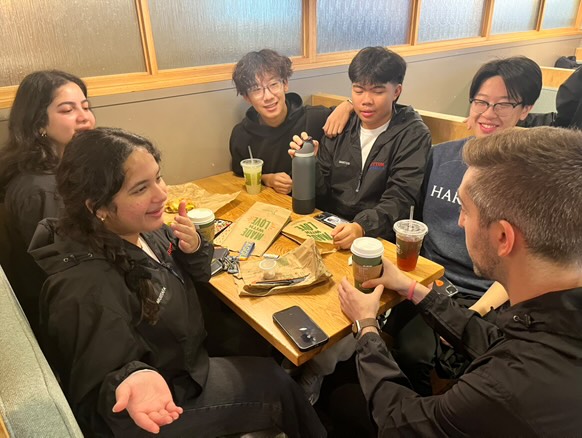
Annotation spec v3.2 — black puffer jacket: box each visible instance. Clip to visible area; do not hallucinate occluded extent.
[29,219,212,437]
[316,105,431,241]
[356,287,582,437]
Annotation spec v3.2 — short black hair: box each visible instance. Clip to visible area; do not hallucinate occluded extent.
[348,47,406,86]
[470,56,542,106]
[232,49,293,96]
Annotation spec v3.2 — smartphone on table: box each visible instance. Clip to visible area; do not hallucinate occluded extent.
[313,212,349,228]
[273,306,329,351]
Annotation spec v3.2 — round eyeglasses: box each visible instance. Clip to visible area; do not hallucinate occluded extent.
[470,98,523,117]
[247,79,284,99]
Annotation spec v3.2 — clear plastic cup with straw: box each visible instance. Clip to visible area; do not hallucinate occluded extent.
[393,206,428,271]
[240,145,263,195]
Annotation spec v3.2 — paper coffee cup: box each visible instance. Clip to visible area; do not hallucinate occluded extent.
[240,158,263,195]
[351,237,384,293]
[393,220,428,271]
[188,208,215,244]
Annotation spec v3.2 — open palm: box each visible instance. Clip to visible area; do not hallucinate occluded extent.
[113,371,183,434]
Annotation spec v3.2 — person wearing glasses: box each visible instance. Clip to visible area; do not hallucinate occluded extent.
[230,49,353,194]
[384,57,542,397]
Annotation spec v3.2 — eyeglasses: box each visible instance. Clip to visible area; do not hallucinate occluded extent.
[247,79,284,99]
[470,98,523,117]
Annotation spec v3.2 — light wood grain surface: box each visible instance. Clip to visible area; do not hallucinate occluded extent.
[193,172,444,365]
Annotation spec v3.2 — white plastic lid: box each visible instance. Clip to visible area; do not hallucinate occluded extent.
[393,219,428,238]
[350,237,384,258]
[187,208,215,225]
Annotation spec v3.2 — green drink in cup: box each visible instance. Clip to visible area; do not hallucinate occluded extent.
[240,158,263,195]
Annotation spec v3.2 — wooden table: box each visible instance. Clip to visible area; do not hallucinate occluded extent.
[194,172,444,366]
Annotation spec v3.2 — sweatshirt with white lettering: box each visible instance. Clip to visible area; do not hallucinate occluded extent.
[420,138,492,298]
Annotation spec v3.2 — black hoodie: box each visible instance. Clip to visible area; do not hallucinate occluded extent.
[229,92,331,177]
[29,219,212,436]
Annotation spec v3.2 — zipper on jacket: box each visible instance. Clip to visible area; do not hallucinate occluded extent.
[158,261,185,285]
[356,171,363,193]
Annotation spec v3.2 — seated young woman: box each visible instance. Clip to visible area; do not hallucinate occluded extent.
[29,127,325,438]
[0,70,95,335]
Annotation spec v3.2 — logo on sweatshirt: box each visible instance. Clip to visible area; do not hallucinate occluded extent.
[338,160,350,166]
[430,185,461,204]
[167,242,174,255]
[369,162,385,169]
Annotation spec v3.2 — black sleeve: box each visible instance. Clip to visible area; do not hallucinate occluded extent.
[417,290,504,360]
[42,273,156,426]
[518,112,557,128]
[356,332,519,437]
[229,124,247,177]
[11,185,60,248]
[167,227,213,283]
[555,66,582,128]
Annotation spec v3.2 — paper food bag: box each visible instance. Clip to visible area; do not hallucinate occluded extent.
[236,238,332,296]
[282,217,337,253]
[216,201,291,256]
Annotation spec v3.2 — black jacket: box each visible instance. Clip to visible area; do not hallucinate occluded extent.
[230,92,331,177]
[316,105,431,241]
[356,288,582,437]
[29,219,212,437]
[3,172,61,336]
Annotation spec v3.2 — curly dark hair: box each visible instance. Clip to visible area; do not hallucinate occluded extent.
[0,70,90,200]
[57,127,163,324]
[232,49,293,96]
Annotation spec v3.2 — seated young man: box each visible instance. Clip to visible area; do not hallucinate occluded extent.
[336,126,582,437]
[230,49,352,194]
[291,46,431,249]
[386,56,542,396]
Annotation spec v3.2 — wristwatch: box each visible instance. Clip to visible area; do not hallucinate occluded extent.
[352,318,380,339]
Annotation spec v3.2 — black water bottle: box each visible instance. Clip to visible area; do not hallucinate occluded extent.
[292,138,316,214]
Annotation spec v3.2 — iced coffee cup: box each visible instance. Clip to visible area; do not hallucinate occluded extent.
[240,158,263,195]
[188,208,215,244]
[393,219,428,272]
[351,237,384,293]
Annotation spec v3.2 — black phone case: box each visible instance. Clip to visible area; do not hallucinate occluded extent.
[273,306,329,351]
[313,212,349,229]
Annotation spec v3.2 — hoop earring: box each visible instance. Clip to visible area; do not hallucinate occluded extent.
[40,131,47,138]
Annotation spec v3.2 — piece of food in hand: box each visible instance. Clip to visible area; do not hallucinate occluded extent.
[165,199,196,213]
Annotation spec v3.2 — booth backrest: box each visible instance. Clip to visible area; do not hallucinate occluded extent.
[0,265,82,437]
[541,66,574,88]
[311,93,468,144]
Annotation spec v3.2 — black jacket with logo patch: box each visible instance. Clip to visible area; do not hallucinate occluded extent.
[29,219,212,437]
[316,104,431,241]
[357,287,582,437]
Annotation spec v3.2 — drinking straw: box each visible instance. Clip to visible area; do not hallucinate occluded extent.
[408,205,414,231]
[248,145,254,160]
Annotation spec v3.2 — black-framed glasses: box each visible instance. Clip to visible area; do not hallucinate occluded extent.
[247,79,284,99]
[470,98,523,117]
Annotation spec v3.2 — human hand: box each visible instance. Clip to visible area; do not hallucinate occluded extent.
[338,277,383,322]
[331,223,364,249]
[113,370,183,434]
[361,257,414,297]
[263,172,292,194]
[323,100,352,138]
[288,132,319,158]
[170,201,201,253]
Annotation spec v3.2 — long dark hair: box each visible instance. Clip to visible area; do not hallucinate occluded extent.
[57,127,163,324]
[0,70,89,200]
